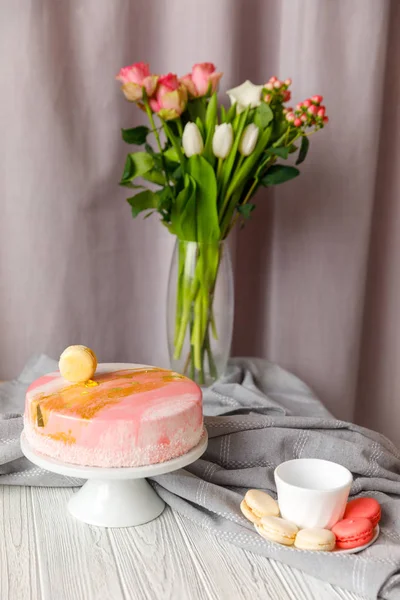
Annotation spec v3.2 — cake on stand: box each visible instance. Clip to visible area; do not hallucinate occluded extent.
[21,430,208,528]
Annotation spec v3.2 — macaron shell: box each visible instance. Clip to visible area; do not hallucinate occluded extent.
[240,499,261,524]
[294,528,336,552]
[332,517,374,550]
[243,489,280,519]
[258,516,298,546]
[344,497,381,528]
[59,345,98,383]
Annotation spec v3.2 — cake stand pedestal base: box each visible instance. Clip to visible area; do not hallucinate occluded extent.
[68,478,165,527]
[21,430,208,528]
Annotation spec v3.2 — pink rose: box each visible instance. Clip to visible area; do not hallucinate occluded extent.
[116,62,158,102]
[149,73,187,120]
[180,63,223,98]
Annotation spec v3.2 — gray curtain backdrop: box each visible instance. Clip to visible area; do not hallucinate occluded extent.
[1,0,399,444]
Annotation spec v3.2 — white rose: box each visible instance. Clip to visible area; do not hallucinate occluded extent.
[226,80,264,114]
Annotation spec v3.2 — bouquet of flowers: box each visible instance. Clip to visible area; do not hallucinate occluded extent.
[116,62,328,384]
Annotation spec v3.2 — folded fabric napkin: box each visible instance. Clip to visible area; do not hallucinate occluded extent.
[1,355,400,599]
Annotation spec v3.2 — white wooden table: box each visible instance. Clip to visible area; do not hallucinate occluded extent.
[0,486,364,600]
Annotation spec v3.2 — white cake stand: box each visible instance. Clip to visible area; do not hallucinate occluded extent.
[21,430,208,528]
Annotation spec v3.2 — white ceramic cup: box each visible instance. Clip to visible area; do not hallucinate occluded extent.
[274,458,353,529]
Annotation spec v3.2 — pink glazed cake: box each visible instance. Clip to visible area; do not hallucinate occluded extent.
[23,363,204,467]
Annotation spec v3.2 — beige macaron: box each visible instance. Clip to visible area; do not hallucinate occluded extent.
[257,516,299,546]
[240,490,280,524]
[294,528,336,552]
[59,345,98,383]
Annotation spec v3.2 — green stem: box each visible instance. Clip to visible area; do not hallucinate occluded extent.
[176,118,183,137]
[174,277,200,359]
[143,99,174,201]
[210,307,218,340]
[205,329,217,380]
[189,310,195,381]
[162,121,186,171]
[217,158,224,179]
[174,242,186,346]
[225,178,258,236]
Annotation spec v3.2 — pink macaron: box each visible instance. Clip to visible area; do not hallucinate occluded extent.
[344,497,381,528]
[331,517,374,550]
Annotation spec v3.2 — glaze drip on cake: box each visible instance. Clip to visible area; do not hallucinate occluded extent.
[24,363,203,467]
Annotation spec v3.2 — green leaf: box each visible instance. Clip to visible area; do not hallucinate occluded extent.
[288,143,298,154]
[173,165,183,180]
[127,190,158,218]
[226,125,272,197]
[120,152,154,184]
[296,136,310,165]
[120,155,134,183]
[226,103,237,123]
[121,126,150,145]
[164,147,179,163]
[270,119,289,145]
[142,170,165,186]
[155,187,172,212]
[254,103,274,129]
[119,181,145,189]
[220,105,226,123]
[196,117,205,140]
[145,142,155,155]
[261,165,300,186]
[163,122,186,166]
[267,146,289,160]
[237,203,255,220]
[205,93,218,137]
[170,174,197,240]
[220,108,250,200]
[187,155,220,242]
[203,92,218,165]
[187,99,206,122]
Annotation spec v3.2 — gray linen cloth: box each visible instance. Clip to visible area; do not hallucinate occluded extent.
[1,355,400,599]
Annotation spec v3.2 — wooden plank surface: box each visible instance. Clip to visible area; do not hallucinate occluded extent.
[108,506,210,600]
[0,486,363,600]
[0,486,40,600]
[31,487,125,600]
[173,510,364,600]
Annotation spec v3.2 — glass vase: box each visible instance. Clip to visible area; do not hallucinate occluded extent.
[167,240,234,386]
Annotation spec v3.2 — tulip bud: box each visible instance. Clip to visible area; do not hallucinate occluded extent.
[323,116,329,124]
[300,114,308,123]
[303,99,312,108]
[264,82,273,91]
[264,93,271,103]
[294,118,302,127]
[269,76,278,83]
[283,90,291,102]
[286,112,295,123]
[317,106,326,117]
[239,124,259,156]
[273,81,281,89]
[182,122,204,157]
[296,103,303,111]
[284,78,292,86]
[307,105,318,115]
[212,123,233,159]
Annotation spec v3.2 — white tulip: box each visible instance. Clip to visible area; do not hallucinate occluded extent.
[226,80,264,114]
[239,124,259,156]
[182,122,204,157]
[212,123,233,159]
